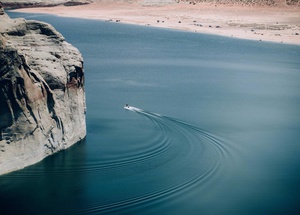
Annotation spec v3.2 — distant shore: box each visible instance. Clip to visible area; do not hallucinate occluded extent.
[13,2,300,45]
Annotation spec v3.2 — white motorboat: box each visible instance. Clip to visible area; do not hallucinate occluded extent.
[124,104,131,110]
[124,104,141,112]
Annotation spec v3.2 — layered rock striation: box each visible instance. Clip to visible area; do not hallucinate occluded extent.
[0,7,86,175]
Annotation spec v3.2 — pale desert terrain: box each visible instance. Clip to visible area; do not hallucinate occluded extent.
[14,1,300,44]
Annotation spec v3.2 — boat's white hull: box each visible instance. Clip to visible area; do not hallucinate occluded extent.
[124,105,141,112]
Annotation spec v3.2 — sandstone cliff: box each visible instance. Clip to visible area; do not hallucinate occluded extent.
[0,6,86,175]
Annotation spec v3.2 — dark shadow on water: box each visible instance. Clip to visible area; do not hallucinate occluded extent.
[0,138,87,215]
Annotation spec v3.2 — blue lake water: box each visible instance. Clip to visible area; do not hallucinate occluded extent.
[2,12,300,214]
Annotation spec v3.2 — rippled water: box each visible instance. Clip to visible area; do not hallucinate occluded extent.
[2,12,300,214]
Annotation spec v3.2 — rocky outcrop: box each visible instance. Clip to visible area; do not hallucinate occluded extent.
[1,0,92,9]
[0,8,86,175]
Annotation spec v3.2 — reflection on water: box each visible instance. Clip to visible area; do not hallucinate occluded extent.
[1,12,300,215]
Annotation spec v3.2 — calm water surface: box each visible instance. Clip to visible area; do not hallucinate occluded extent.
[1,12,300,214]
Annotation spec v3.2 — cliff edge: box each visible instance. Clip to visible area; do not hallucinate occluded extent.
[0,5,86,175]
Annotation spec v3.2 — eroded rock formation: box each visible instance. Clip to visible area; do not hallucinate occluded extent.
[0,7,86,175]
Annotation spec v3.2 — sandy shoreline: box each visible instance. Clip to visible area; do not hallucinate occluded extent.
[13,2,300,45]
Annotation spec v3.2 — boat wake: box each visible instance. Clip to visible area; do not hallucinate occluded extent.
[45,106,232,215]
[83,105,233,214]
[2,106,232,215]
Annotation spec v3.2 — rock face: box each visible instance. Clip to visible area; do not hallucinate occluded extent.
[0,7,86,175]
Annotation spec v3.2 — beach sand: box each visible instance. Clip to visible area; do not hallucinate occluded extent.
[14,2,300,45]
